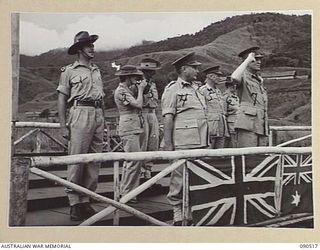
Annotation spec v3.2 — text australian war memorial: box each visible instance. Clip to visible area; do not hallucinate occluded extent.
[11,12,312,228]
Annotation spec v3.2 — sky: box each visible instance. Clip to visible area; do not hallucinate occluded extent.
[19,10,311,56]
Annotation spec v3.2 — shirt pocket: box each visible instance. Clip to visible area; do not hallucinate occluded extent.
[174,119,201,146]
[235,106,256,131]
[70,75,82,87]
[243,106,257,117]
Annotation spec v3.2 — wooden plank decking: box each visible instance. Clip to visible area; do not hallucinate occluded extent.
[26,194,172,226]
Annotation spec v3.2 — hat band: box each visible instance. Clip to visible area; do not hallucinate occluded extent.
[141,62,158,68]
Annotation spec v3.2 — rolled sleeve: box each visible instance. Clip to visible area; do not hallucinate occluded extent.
[161,88,176,116]
[56,70,70,96]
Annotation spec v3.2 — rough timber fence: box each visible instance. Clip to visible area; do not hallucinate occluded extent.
[13,122,312,153]
[9,146,311,226]
[10,121,311,226]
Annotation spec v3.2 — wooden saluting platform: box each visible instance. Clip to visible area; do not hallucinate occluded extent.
[22,155,173,226]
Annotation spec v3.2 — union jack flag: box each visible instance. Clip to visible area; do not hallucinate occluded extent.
[280,154,313,216]
[188,155,281,226]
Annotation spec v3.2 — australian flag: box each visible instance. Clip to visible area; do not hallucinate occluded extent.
[280,154,313,216]
[188,155,280,226]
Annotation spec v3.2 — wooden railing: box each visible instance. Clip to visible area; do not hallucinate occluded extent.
[9,146,311,226]
[268,126,311,146]
[13,122,312,154]
[10,122,312,227]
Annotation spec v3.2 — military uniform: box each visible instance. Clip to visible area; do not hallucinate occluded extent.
[140,81,159,178]
[57,60,105,206]
[223,90,240,148]
[199,84,228,149]
[114,79,144,198]
[162,77,208,208]
[235,69,268,147]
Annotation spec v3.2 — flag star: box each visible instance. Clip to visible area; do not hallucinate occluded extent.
[291,190,301,207]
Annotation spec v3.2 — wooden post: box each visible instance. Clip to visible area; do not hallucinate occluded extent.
[274,154,284,215]
[269,130,273,146]
[11,13,19,122]
[11,13,20,156]
[106,124,111,152]
[9,157,30,226]
[182,161,189,226]
[113,161,120,226]
[36,130,41,153]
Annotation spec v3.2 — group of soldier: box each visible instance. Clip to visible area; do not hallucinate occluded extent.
[57,31,269,225]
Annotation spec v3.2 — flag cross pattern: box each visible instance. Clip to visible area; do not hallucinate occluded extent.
[188,155,280,226]
[282,154,312,186]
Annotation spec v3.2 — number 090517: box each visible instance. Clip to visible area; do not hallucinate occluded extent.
[300,244,318,248]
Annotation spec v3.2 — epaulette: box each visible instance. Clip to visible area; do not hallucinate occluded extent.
[165,80,176,89]
[60,63,73,72]
[91,63,99,70]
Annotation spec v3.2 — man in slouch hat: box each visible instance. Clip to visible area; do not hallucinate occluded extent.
[114,65,147,203]
[138,58,161,181]
[57,31,105,221]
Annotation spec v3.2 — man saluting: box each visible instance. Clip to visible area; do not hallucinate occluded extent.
[231,46,269,147]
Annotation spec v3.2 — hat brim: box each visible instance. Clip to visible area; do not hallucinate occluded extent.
[206,71,224,76]
[115,72,144,77]
[187,62,202,66]
[68,35,99,55]
[138,66,161,71]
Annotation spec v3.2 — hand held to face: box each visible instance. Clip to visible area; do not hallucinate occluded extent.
[137,79,148,90]
[246,52,256,63]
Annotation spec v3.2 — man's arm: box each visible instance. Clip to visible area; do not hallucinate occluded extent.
[57,93,69,140]
[126,80,147,109]
[231,52,256,83]
[163,114,174,151]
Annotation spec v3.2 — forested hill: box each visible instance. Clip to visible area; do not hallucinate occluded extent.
[19,12,311,125]
[21,13,311,68]
[123,13,311,67]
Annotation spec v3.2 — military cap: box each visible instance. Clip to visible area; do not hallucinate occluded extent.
[203,65,224,76]
[68,31,99,55]
[115,65,144,77]
[138,58,161,70]
[172,52,202,68]
[238,46,264,59]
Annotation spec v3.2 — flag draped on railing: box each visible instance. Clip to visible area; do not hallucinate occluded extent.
[188,153,313,227]
[280,154,313,216]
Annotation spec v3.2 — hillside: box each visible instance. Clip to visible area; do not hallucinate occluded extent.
[18,13,311,125]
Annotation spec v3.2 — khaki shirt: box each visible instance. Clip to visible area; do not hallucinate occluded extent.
[223,90,240,133]
[199,84,229,137]
[143,81,158,109]
[235,70,269,135]
[57,61,104,103]
[114,82,143,136]
[161,77,208,149]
